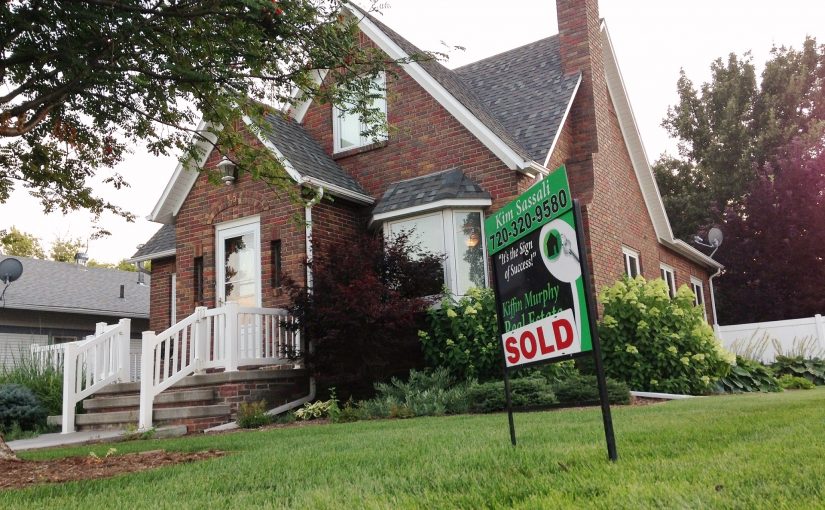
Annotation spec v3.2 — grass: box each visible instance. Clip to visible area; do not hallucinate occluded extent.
[5,388,825,509]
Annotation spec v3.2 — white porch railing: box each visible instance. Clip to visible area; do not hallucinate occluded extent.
[30,343,68,371]
[138,303,299,430]
[61,319,132,433]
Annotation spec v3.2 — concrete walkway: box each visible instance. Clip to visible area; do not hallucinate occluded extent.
[7,425,188,452]
[8,429,127,452]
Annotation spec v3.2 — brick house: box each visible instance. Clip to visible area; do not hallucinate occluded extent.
[131,0,721,336]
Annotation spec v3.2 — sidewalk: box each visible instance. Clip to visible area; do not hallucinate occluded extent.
[7,429,126,452]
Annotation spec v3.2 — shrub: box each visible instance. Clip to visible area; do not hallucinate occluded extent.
[0,384,47,432]
[360,368,471,419]
[294,398,339,421]
[776,374,816,390]
[770,356,825,385]
[418,288,502,382]
[236,400,272,429]
[0,354,63,416]
[598,277,733,394]
[285,231,442,399]
[716,356,781,393]
[467,374,557,413]
[552,375,631,405]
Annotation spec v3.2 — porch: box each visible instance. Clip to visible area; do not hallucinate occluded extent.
[31,304,308,434]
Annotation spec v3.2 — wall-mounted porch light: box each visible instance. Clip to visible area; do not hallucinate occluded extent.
[217,156,237,186]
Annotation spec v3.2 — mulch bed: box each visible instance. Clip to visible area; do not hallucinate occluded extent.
[0,449,226,491]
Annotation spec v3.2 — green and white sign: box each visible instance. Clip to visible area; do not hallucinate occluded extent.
[485,166,593,367]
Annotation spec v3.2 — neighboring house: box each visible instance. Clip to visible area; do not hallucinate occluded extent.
[0,256,149,368]
[131,0,720,336]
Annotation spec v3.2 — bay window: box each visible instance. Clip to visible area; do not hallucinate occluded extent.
[386,209,487,295]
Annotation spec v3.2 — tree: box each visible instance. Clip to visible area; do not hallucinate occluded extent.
[0,226,45,258]
[715,141,825,324]
[87,259,138,271]
[49,236,84,263]
[654,38,825,239]
[1,1,429,222]
[285,231,443,399]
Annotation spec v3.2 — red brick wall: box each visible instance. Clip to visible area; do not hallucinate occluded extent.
[149,257,175,332]
[300,61,534,214]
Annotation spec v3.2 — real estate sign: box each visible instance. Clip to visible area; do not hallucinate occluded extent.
[485,166,592,367]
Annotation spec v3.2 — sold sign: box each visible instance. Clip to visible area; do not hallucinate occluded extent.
[502,309,579,367]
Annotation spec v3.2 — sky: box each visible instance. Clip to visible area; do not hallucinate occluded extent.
[1,0,824,264]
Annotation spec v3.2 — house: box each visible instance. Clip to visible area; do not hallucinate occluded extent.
[133,0,721,337]
[0,256,149,368]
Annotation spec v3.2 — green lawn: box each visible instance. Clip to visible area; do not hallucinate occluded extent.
[6,389,825,509]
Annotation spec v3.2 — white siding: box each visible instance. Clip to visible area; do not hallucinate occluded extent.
[0,332,49,369]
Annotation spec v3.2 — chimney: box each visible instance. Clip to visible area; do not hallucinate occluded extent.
[556,0,609,204]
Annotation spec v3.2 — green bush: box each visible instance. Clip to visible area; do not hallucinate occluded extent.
[770,356,825,385]
[236,400,272,429]
[777,374,816,390]
[598,277,733,395]
[716,356,781,393]
[552,375,631,405]
[419,288,502,382]
[467,374,558,413]
[0,355,63,416]
[360,368,471,419]
[0,383,48,432]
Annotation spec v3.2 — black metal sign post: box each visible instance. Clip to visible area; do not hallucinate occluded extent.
[490,258,517,446]
[572,199,618,462]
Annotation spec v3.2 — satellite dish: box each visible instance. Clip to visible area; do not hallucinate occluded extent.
[708,228,724,247]
[0,257,23,284]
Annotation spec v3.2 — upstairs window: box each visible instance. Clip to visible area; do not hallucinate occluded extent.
[385,209,487,296]
[622,247,640,278]
[660,263,676,298]
[691,276,707,321]
[333,72,387,153]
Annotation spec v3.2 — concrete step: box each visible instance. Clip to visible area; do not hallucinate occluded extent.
[49,404,231,429]
[83,388,216,411]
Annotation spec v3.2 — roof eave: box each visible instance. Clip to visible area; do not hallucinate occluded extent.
[126,249,177,264]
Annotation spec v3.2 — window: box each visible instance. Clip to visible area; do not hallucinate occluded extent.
[271,240,282,288]
[660,263,676,298]
[170,273,177,325]
[386,209,487,295]
[52,336,77,344]
[193,256,204,305]
[622,247,640,278]
[691,276,707,321]
[333,72,387,153]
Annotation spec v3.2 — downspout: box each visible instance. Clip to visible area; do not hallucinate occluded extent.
[709,267,722,335]
[204,185,324,433]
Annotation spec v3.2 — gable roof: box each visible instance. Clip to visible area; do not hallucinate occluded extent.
[372,168,491,221]
[0,257,150,318]
[129,224,175,263]
[454,37,582,163]
[258,112,368,197]
[599,23,721,270]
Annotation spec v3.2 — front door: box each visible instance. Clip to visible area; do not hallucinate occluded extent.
[216,217,261,308]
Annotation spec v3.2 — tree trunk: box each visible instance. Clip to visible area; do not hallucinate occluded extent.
[0,434,19,461]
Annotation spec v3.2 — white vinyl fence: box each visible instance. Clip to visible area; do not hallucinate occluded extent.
[716,314,825,363]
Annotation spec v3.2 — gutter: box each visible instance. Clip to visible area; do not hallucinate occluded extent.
[709,267,723,331]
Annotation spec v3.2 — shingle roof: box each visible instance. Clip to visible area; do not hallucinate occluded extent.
[0,256,150,318]
[260,112,369,197]
[358,9,534,162]
[130,224,175,261]
[454,37,581,162]
[373,168,490,216]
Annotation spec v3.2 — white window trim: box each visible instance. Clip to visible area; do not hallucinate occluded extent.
[383,208,489,295]
[333,72,387,154]
[659,263,676,298]
[622,246,640,278]
[690,276,707,320]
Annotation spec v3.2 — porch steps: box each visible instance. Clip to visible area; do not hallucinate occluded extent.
[82,389,216,411]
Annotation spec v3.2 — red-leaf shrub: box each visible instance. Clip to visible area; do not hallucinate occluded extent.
[285,231,443,399]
